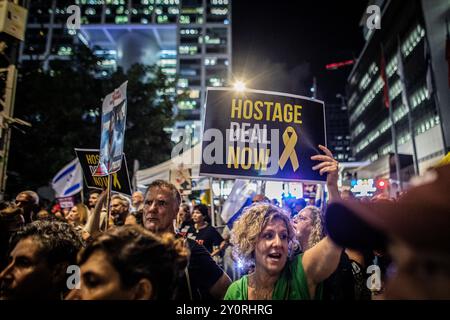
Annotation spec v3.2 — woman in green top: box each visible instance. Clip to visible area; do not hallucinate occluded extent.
[224,145,343,300]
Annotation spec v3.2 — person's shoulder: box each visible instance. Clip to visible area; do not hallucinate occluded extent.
[185,238,210,255]
[287,253,305,277]
[206,224,223,236]
[224,276,247,300]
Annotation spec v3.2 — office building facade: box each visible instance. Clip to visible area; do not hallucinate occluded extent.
[19,0,232,145]
[346,0,449,177]
[325,101,353,163]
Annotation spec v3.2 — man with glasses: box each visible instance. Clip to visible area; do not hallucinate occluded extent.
[110,194,131,226]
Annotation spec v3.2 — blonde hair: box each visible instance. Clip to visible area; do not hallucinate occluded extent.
[74,203,89,225]
[302,206,325,250]
[231,203,296,268]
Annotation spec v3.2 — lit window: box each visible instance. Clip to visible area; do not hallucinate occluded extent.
[157,15,168,23]
[168,7,179,14]
[178,79,188,88]
[401,24,425,58]
[179,45,198,55]
[115,16,128,24]
[205,57,217,66]
[189,90,200,99]
[179,15,190,24]
[211,8,228,15]
[209,77,225,87]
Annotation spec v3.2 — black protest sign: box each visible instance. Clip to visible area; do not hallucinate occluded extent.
[75,148,132,195]
[200,88,327,183]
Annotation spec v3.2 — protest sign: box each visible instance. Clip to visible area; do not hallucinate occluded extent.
[93,81,128,176]
[170,164,192,195]
[57,196,75,209]
[75,148,132,195]
[200,88,327,183]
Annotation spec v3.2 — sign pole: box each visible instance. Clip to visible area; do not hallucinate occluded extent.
[209,177,215,227]
[105,174,112,231]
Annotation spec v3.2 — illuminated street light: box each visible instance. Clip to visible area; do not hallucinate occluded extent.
[233,80,246,92]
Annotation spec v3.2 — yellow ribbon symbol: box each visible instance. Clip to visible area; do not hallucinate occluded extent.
[278,126,299,172]
[112,173,122,189]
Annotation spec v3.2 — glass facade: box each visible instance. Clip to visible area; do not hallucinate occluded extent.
[346,0,445,172]
[19,0,232,139]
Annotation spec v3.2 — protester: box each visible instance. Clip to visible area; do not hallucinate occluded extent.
[325,164,450,299]
[66,225,188,300]
[221,226,236,280]
[110,194,131,226]
[292,206,371,300]
[84,192,128,231]
[281,196,295,217]
[35,210,50,220]
[131,191,144,211]
[225,203,341,299]
[62,207,70,219]
[225,145,342,300]
[187,204,225,257]
[292,198,307,217]
[0,221,83,300]
[0,202,24,269]
[15,191,39,224]
[143,180,231,300]
[67,203,89,226]
[292,206,324,252]
[252,194,270,203]
[271,198,280,207]
[125,209,143,226]
[87,190,100,215]
[177,203,193,232]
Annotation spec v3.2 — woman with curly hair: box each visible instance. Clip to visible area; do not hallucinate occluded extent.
[292,206,324,251]
[66,225,189,300]
[224,145,343,300]
[292,204,372,300]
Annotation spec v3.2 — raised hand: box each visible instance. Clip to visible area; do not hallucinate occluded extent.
[311,145,340,202]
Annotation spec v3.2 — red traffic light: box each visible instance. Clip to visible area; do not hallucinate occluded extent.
[376,179,388,189]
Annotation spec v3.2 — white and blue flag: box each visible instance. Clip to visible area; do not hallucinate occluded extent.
[221,179,255,229]
[52,158,83,197]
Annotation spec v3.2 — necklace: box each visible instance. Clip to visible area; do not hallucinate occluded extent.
[248,274,274,300]
[195,222,208,232]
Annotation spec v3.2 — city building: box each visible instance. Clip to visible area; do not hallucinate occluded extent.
[19,0,232,145]
[346,0,449,180]
[325,100,353,163]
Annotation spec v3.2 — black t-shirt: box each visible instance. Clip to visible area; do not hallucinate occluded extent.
[322,251,371,300]
[175,236,224,300]
[179,221,194,233]
[186,224,224,254]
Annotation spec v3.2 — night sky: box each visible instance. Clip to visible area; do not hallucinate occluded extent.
[232,1,368,103]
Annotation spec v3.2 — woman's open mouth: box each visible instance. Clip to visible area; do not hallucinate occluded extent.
[267,252,283,262]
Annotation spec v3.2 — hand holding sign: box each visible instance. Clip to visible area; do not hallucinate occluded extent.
[311,145,340,202]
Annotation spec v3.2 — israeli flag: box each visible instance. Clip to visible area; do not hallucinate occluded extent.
[221,179,255,229]
[52,159,83,197]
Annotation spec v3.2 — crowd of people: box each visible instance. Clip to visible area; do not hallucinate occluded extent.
[0,145,449,300]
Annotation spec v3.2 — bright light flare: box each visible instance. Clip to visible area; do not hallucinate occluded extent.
[233,80,246,92]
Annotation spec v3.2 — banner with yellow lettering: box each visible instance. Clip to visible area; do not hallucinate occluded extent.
[75,148,132,195]
[200,88,327,183]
